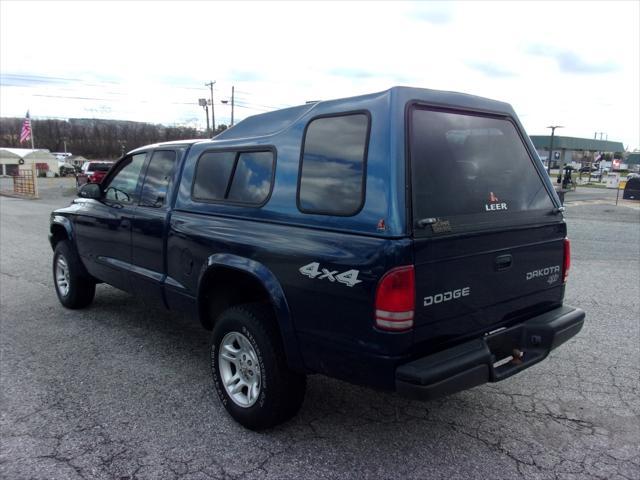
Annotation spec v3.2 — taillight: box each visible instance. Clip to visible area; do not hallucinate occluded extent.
[563,238,571,283]
[375,265,415,331]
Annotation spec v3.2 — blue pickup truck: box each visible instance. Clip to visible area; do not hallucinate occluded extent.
[50,87,585,429]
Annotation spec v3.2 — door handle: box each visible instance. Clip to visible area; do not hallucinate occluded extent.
[495,254,512,271]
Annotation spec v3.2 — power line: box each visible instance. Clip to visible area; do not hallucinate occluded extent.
[3,73,293,121]
[3,73,295,109]
[32,94,196,105]
[233,90,295,109]
[1,73,209,90]
[234,96,294,110]
[16,92,277,114]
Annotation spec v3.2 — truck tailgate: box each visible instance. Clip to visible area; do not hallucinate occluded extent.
[412,223,567,349]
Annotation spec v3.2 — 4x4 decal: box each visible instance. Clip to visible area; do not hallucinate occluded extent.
[299,262,362,287]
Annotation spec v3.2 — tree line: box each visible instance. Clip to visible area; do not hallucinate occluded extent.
[0,117,227,159]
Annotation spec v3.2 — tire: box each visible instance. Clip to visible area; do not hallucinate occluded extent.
[53,240,96,309]
[211,303,306,430]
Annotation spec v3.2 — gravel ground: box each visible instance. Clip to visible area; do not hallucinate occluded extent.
[1,187,638,480]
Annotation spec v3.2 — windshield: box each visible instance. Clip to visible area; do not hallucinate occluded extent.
[410,107,554,234]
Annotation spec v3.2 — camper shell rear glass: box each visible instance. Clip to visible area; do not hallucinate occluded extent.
[409,105,555,235]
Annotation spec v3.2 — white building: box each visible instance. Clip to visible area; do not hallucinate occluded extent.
[0,148,59,176]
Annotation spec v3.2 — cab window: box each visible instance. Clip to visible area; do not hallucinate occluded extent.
[104,153,146,203]
[139,150,177,208]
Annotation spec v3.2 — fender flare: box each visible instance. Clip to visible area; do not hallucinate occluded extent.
[199,253,305,372]
[49,215,75,249]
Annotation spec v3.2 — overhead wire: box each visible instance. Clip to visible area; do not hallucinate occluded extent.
[2,72,296,125]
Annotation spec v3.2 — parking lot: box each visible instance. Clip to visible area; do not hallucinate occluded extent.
[1,180,638,480]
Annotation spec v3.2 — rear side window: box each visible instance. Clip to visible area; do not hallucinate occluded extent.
[227,151,274,204]
[298,113,369,216]
[410,107,554,233]
[192,150,274,205]
[192,151,236,201]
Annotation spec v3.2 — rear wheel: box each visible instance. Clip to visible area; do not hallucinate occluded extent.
[211,303,306,430]
[53,240,95,309]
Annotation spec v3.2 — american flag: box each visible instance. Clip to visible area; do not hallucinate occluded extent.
[20,111,32,144]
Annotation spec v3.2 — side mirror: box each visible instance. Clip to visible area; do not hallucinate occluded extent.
[78,183,102,199]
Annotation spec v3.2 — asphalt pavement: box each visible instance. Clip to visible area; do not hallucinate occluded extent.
[562,186,620,204]
[1,180,639,480]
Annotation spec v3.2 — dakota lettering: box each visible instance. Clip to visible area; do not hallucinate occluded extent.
[525,265,561,281]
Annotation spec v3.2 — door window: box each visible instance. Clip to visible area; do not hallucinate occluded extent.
[104,153,146,203]
[139,150,177,207]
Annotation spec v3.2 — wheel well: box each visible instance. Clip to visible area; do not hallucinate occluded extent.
[50,224,69,249]
[198,267,272,330]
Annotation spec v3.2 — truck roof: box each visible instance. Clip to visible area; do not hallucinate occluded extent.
[214,86,514,142]
[128,87,515,153]
[130,138,203,153]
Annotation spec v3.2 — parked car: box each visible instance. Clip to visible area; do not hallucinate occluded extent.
[58,163,76,177]
[579,166,597,173]
[76,161,114,186]
[49,87,584,430]
[623,176,640,200]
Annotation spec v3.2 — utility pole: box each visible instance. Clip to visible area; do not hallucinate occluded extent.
[205,81,216,134]
[546,125,563,174]
[221,86,236,126]
[231,85,235,126]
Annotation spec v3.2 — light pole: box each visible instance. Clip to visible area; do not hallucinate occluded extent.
[546,125,563,174]
[198,98,210,133]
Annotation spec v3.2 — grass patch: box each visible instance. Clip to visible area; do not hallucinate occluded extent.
[577,183,609,189]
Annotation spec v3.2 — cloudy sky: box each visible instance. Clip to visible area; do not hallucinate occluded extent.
[1,1,638,149]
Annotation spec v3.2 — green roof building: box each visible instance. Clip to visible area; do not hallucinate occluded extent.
[530,136,624,153]
[529,135,625,170]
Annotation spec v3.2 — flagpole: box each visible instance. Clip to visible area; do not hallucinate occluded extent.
[30,112,35,149]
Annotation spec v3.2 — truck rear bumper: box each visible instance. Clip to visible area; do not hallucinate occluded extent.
[395,305,585,400]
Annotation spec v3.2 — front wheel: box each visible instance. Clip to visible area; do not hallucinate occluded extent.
[53,240,95,309]
[211,304,306,430]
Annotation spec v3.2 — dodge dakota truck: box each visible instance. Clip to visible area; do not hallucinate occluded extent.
[50,86,585,429]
